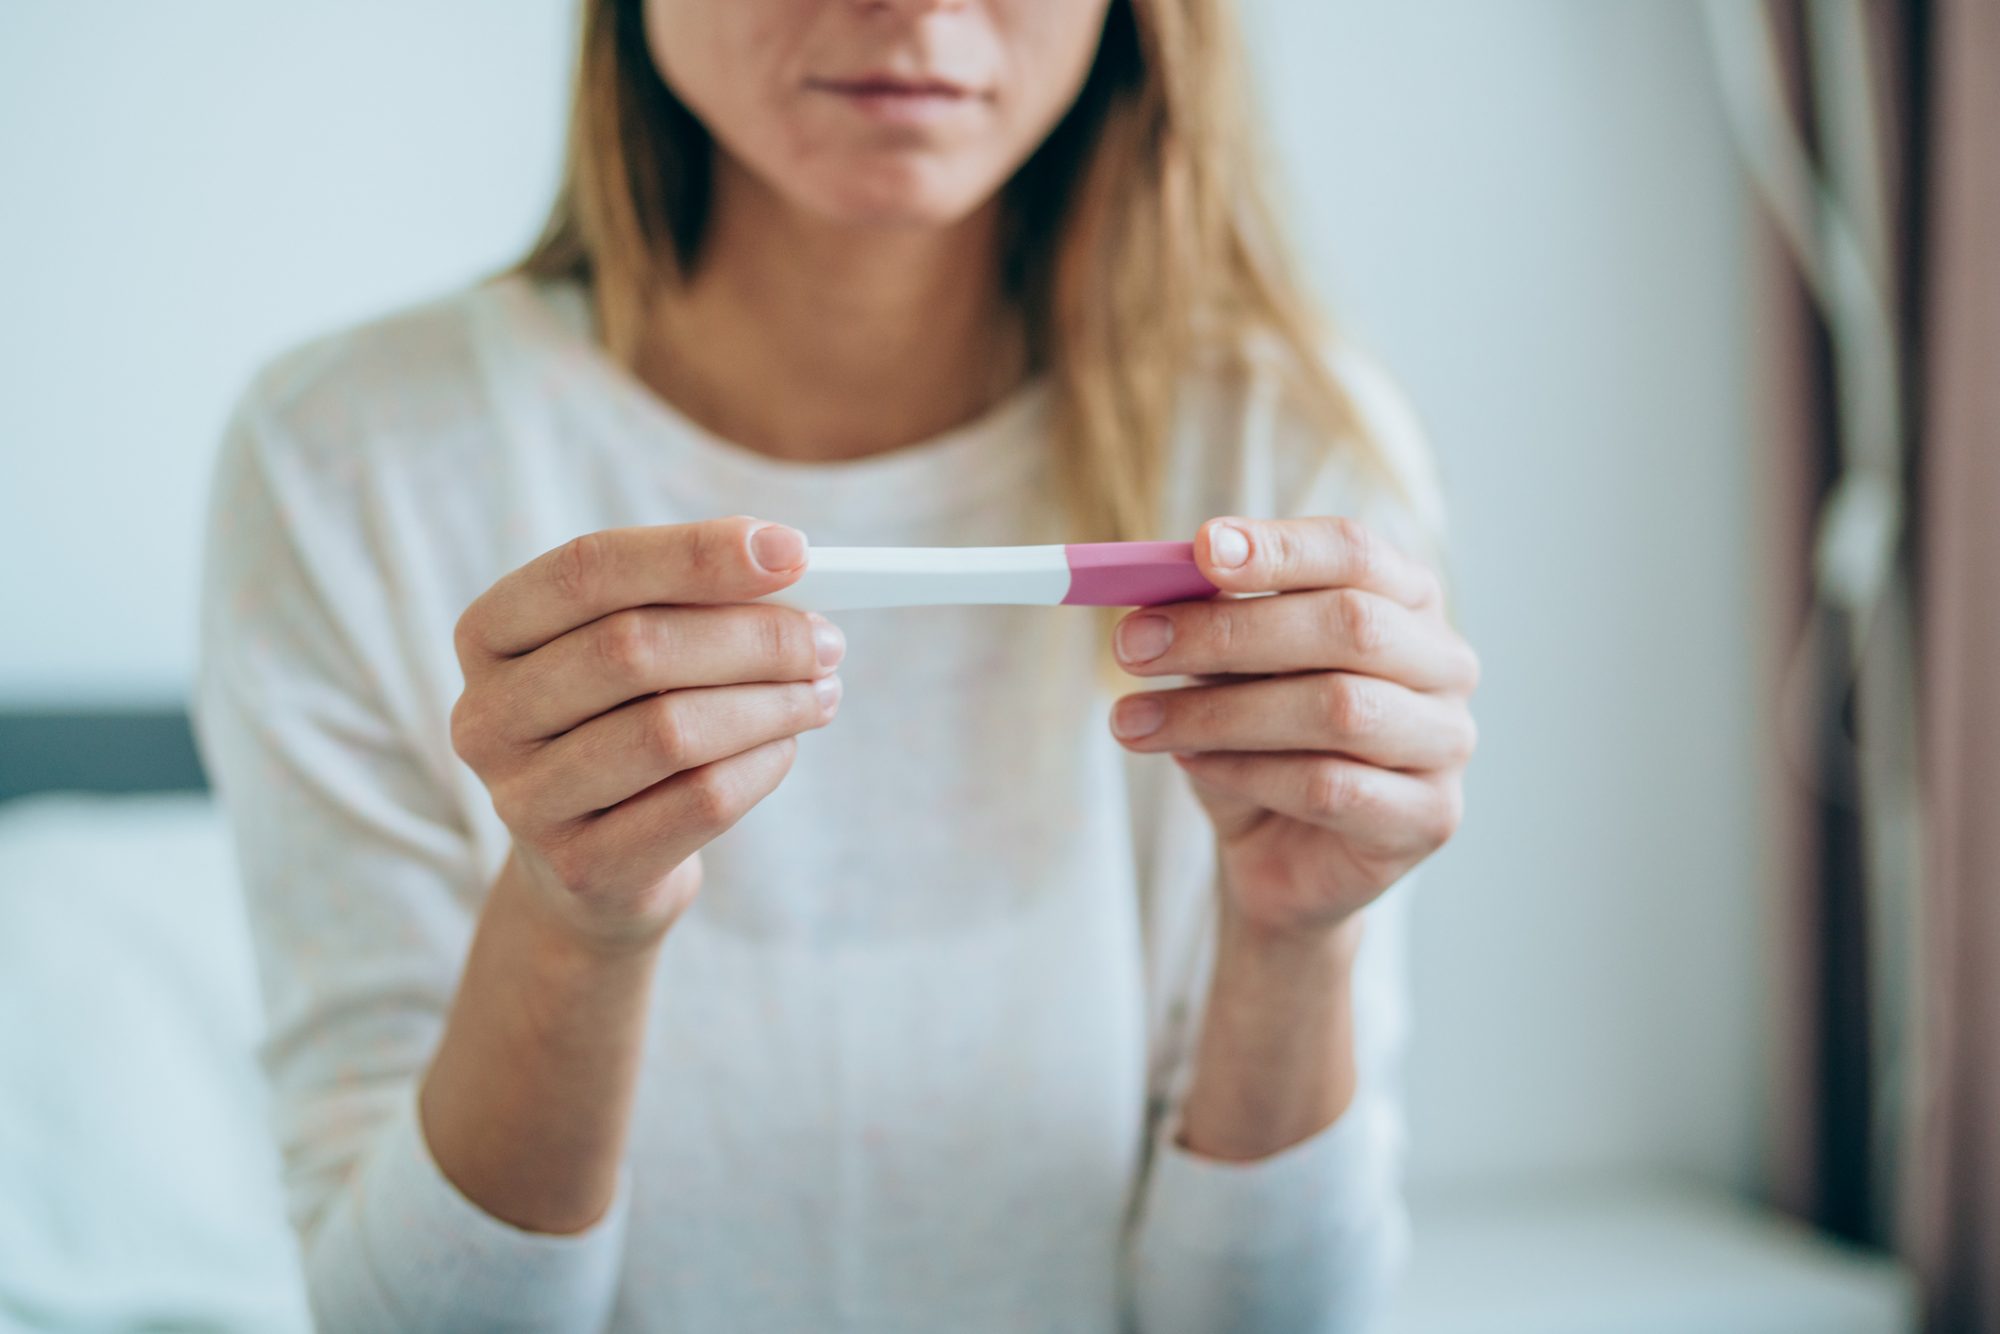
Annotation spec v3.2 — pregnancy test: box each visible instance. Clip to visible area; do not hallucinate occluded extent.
[751,541,1221,612]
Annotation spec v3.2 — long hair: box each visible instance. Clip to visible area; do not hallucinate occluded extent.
[510,0,1421,694]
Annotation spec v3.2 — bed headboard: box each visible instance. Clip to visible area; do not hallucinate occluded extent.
[0,709,208,803]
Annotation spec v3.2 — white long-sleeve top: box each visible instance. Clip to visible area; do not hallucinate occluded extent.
[191,271,1443,1334]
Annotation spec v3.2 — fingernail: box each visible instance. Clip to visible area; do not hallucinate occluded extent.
[1113,695,1163,738]
[1117,614,1173,664]
[814,674,843,709]
[1208,523,1250,568]
[809,614,846,669]
[752,524,806,571]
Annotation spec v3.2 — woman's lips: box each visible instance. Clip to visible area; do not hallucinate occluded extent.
[806,73,986,125]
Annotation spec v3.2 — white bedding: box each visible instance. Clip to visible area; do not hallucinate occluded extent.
[0,791,1914,1334]
[0,793,309,1334]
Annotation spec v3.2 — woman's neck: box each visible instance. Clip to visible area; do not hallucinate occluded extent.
[634,155,1028,463]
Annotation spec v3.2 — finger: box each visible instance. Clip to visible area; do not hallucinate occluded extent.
[1111,671,1476,771]
[459,516,810,663]
[1173,751,1462,852]
[500,675,841,826]
[1114,586,1478,691]
[1196,514,1441,610]
[491,603,843,742]
[563,733,801,891]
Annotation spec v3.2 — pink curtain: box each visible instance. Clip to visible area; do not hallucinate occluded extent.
[1735,3,2000,1327]
[1909,1,2000,1328]
[1743,0,1905,1248]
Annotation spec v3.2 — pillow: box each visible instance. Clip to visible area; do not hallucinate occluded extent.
[0,792,309,1333]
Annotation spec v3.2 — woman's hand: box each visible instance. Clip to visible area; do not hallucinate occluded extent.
[448,515,846,956]
[1109,514,1479,940]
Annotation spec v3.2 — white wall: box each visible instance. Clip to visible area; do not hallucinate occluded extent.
[2,2,1768,1200]
[0,2,571,702]
[1242,0,1768,1195]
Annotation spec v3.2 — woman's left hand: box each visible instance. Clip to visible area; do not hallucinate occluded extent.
[1110,514,1480,939]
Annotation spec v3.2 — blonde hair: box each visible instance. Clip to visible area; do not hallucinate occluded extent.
[510,0,1421,695]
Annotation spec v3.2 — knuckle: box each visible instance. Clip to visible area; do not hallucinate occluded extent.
[486,776,535,834]
[645,696,694,771]
[1428,779,1466,846]
[553,531,605,606]
[761,607,804,672]
[1334,588,1386,657]
[450,700,480,760]
[1271,521,1309,579]
[1305,760,1356,820]
[1321,673,1376,737]
[449,693,490,766]
[695,518,750,585]
[1462,645,1484,692]
[540,840,590,898]
[1207,603,1243,661]
[1351,773,1394,828]
[753,733,800,785]
[594,609,654,684]
[1333,516,1377,579]
[451,605,484,664]
[682,762,741,829]
[493,765,569,839]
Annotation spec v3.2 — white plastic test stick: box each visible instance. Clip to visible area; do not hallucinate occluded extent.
[749,542,1220,612]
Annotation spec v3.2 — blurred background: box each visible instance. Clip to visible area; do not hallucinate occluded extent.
[4,2,1994,1332]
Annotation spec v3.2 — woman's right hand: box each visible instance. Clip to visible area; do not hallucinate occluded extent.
[448,515,843,955]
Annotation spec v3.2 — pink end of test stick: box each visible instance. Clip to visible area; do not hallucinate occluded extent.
[1060,541,1221,607]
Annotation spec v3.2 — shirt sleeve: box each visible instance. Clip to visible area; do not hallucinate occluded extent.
[1124,341,1441,1331]
[190,366,629,1333]
[1125,877,1415,1334]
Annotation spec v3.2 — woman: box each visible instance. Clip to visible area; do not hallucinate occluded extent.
[193,1,1479,1330]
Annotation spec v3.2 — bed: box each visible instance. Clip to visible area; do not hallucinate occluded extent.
[0,709,310,1333]
[0,710,1915,1334]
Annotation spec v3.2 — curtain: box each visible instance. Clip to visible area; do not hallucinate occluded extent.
[1707,0,1922,1249]
[1908,2,2000,1328]
[1709,2,2000,1329]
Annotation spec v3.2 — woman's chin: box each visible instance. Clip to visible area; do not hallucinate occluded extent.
[791,163,1001,233]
